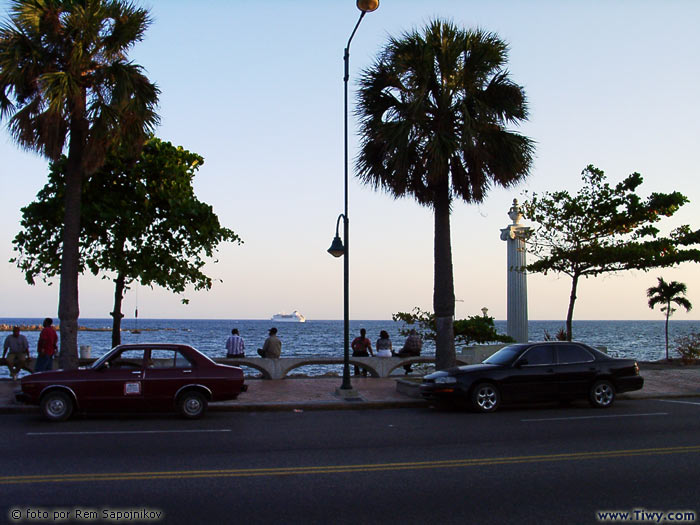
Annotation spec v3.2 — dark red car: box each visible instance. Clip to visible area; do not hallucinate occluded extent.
[16,343,247,421]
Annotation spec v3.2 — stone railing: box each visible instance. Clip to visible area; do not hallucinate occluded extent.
[217,356,474,379]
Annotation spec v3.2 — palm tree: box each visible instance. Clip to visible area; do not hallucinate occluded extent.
[0,0,159,368]
[647,277,692,360]
[356,20,534,369]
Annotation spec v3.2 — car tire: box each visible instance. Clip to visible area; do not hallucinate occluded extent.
[40,391,74,422]
[589,379,615,408]
[178,391,207,419]
[471,382,500,413]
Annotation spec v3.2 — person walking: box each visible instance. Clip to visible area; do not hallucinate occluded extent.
[351,328,373,376]
[225,328,245,357]
[3,326,29,380]
[35,317,58,372]
[257,327,282,359]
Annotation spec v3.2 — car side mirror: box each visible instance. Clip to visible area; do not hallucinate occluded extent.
[515,359,528,368]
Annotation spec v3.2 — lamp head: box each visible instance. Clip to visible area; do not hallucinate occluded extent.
[356,0,379,13]
[327,235,345,258]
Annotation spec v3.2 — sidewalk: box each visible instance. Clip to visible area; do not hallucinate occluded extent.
[1,364,698,414]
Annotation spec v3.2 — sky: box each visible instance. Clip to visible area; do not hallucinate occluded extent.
[0,0,698,322]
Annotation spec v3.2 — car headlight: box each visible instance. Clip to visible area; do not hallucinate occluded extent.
[435,376,457,384]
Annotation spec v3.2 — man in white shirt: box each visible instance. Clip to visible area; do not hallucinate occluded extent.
[225,328,245,357]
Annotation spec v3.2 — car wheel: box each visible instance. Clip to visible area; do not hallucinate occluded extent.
[589,379,615,408]
[40,391,74,422]
[178,391,207,419]
[471,382,500,413]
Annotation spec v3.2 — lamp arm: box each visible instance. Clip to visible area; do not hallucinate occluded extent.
[344,11,366,81]
[334,213,346,238]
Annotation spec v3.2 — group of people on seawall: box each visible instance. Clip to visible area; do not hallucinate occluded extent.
[224,327,282,359]
[350,328,423,376]
[223,326,423,375]
[2,318,58,379]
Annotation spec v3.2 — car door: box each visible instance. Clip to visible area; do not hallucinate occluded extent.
[76,348,146,411]
[554,344,598,399]
[142,348,197,409]
[504,345,558,402]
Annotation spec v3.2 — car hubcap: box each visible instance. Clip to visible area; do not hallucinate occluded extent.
[477,387,497,410]
[594,384,613,406]
[48,398,66,417]
[184,397,201,415]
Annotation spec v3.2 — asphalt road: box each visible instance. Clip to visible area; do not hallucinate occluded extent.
[2,399,700,524]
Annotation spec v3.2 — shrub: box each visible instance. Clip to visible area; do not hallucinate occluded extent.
[544,328,567,341]
[674,332,700,363]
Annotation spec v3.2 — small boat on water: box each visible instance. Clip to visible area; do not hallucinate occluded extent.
[271,310,306,323]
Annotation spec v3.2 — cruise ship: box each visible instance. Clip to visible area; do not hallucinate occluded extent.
[271,310,306,323]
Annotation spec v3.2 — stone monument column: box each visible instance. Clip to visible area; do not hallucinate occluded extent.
[500,199,532,343]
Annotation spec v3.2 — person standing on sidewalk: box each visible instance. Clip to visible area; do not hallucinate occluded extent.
[3,326,29,380]
[35,318,58,372]
[225,328,245,357]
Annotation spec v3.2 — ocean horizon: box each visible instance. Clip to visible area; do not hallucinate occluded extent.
[3,317,699,380]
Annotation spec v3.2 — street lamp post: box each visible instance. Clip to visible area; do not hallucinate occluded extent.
[328,0,379,395]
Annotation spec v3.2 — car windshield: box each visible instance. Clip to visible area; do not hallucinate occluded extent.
[91,350,114,369]
[483,344,528,365]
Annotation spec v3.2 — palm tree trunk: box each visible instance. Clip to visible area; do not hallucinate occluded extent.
[58,100,88,370]
[665,303,670,360]
[433,182,455,370]
[566,274,580,342]
[111,274,126,348]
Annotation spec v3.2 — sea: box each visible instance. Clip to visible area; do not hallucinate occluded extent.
[2,318,699,379]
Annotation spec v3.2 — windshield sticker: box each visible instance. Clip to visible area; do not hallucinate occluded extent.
[124,382,141,395]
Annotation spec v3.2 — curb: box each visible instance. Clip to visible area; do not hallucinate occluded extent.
[618,392,700,400]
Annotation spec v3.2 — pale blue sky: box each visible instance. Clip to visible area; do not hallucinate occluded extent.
[1,0,698,321]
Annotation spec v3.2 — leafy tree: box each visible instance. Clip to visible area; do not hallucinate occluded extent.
[647,277,692,360]
[0,0,159,367]
[523,165,700,341]
[12,137,241,347]
[356,20,534,369]
[393,307,513,346]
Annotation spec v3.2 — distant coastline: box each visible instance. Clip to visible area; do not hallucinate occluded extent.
[0,323,173,332]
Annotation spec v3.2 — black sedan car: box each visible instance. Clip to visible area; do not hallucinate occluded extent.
[420,342,643,412]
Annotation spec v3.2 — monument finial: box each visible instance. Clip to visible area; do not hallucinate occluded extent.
[508,198,522,225]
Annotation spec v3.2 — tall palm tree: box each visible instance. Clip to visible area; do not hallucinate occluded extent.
[0,0,159,368]
[647,277,692,360]
[356,20,534,369]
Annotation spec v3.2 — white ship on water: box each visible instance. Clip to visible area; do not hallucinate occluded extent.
[271,310,306,323]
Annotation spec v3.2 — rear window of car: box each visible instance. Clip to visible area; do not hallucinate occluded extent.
[557,344,594,364]
[149,349,194,368]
